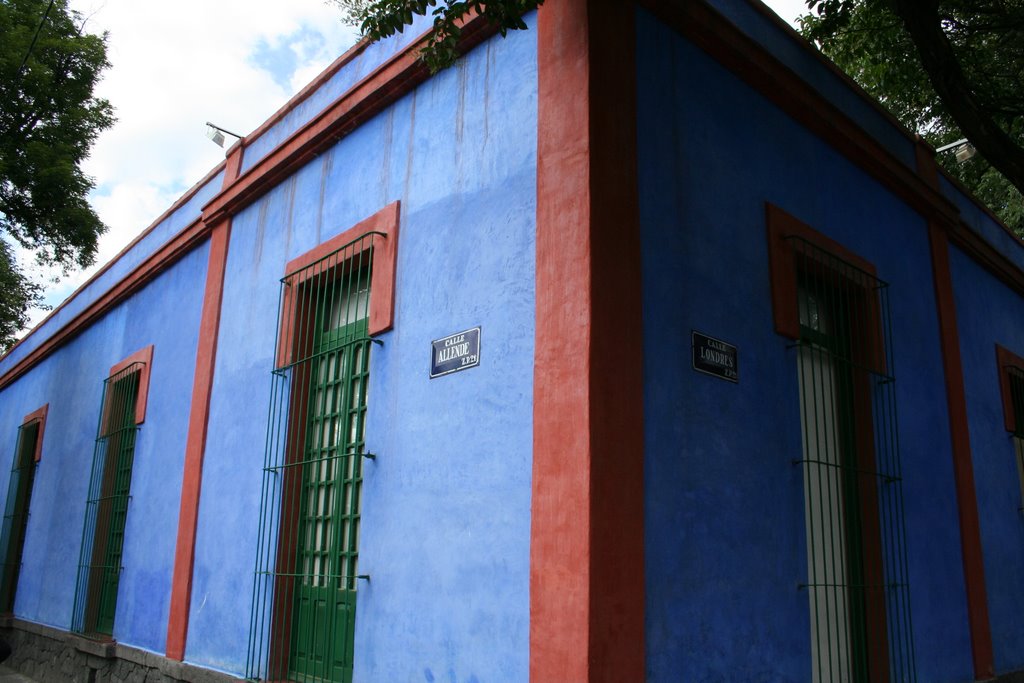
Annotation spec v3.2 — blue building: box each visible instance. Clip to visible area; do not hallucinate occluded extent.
[1,0,1023,681]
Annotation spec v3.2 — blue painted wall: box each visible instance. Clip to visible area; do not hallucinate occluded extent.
[0,241,208,653]
[637,8,972,681]
[185,15,537,679]
[950,244,1024,675]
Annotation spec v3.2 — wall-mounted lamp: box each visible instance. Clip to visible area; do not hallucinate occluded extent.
[935,137,977,164]
[205,122,243,148]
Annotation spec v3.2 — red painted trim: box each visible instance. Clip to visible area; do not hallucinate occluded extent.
[276,201,400,369]
[533,1,644,681]
[928,223,994,679]
[21,404,48,463]
[165,144,243,661]
[996,345,1024,434]
[916,144,995,680]
[108,345,154,426]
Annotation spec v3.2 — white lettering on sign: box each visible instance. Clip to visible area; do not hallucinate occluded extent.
[437,343,470,363]
[699,346,735,368]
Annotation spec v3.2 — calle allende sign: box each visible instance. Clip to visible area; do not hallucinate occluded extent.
[430,327,481,378]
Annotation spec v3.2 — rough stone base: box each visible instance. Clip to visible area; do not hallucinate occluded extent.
[0,618,242,683]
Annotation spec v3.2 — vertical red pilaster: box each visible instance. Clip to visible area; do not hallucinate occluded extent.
[165,143,243,661]
[917,141,994,680]
[532,1,644,681]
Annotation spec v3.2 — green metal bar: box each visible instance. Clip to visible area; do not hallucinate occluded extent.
[71,362,143,635]
[248,240,373,682]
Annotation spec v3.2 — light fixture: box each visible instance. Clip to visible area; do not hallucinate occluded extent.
[205,122,243,148]
[935,137,977,164]
[955,143,977,164]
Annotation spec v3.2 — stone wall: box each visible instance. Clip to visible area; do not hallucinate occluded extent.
[0,619,241,683]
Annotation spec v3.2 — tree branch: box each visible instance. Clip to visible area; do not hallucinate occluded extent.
[887,0,1024,194]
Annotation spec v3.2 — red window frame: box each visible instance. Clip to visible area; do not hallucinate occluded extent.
[996,344,1024,435]
[103,345,155,428]
[21,404,48,463]
[276,201,400,369]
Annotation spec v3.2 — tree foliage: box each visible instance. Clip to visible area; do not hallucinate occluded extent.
[800,0,1024,235]
[0,0,114,349]
[331,0,544,72]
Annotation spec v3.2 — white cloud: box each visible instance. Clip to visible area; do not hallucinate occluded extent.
[19,0,360,332]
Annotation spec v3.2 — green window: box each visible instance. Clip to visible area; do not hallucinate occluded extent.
[249,237,375,683]
[789,237,916,683]
[72,364,142,636]
[0,416,43,613]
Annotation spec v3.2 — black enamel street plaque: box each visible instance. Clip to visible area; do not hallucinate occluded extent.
[430,327,481,378]
[692,331,738,383]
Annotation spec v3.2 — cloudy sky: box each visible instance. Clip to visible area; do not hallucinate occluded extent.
[24,0,810,329]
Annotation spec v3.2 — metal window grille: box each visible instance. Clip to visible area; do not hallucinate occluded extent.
[790,237,916,683]
[0,421,40,613]
[71,363,142,636]
[247,234,378,683]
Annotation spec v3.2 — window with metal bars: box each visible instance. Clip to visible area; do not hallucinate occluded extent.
[767,205,916,683]
[995,345,1024,511]
[0,405,47,614]
[72,354,149,637]
[247,232,378,683]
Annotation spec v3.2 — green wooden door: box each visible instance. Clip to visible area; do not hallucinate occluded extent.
[92,372,139,635]
[0,422,40,612]
[289,293,369,682]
